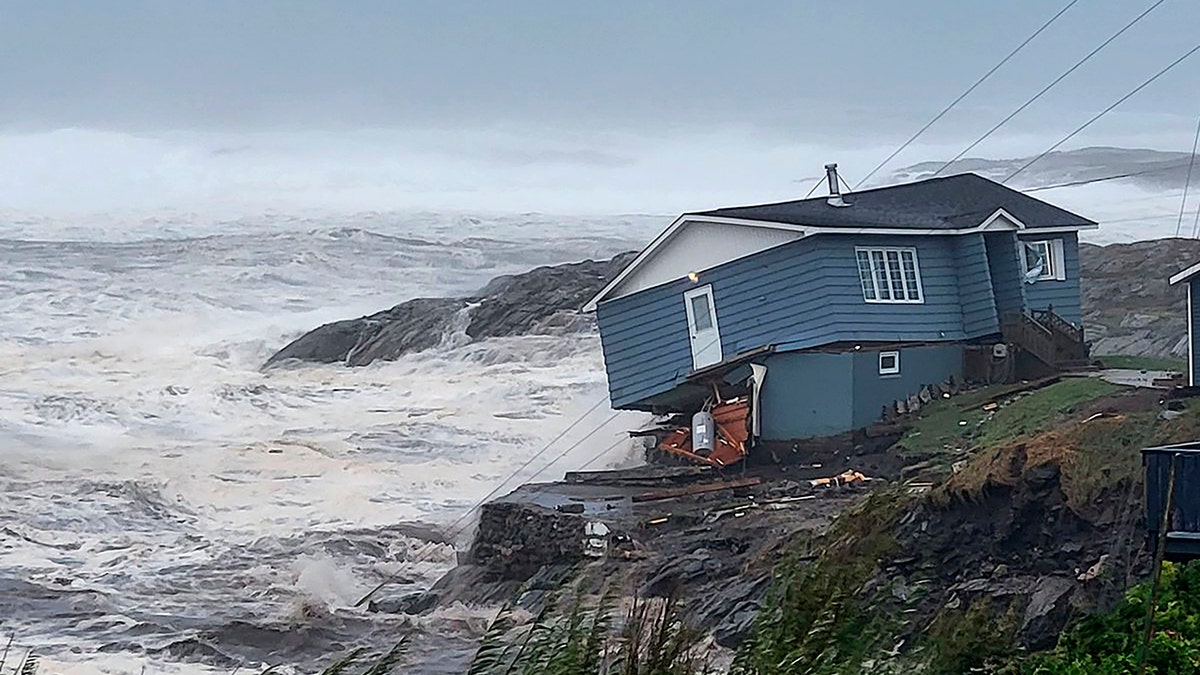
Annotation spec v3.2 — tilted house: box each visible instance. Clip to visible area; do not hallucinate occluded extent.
[583,168,1096,441]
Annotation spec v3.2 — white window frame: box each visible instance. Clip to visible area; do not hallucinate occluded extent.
[879,350,900,376]
[1020,239,1066,282]
[855,246,924,304]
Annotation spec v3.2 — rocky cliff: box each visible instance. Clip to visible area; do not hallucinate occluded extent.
[268,238,1200,367]
[1080,238,1200,358]
[265,252,636,367]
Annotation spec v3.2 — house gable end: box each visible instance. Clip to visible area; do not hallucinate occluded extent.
[587,219,804,309]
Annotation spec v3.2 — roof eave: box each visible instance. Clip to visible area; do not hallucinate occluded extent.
[1170,260,1200,286]
[582,213,1097,311]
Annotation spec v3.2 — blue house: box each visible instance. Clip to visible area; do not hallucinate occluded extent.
[583,167,1096,441]
[1169,262,1200,386]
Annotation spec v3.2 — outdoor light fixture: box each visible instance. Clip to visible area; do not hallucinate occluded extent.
[687,271,699,282]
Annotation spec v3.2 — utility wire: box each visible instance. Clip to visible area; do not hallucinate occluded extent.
[1004,42,1200,184]
[1192,194,1200,239]
[1022,161,1193,192]
[934,0,1169,177]
[353,324,739,607]
[855,0,1081,188]
[1178,114,1200,237]
[353,398,617,606]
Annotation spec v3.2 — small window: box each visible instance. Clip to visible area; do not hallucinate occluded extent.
[879,351,900,375]
[689,293,713,331]
[1022,240,1062,282]
[856,247,923,303]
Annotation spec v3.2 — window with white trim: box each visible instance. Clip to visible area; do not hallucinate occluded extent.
[1021,240,1063,282]
[855,247,924,303]
[879,351,900,375]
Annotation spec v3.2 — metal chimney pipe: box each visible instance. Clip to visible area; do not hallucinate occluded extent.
[825,163,849,207]
[825,163,840,196]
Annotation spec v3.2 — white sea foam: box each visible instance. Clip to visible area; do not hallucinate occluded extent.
[1,127,1187,671]
[0,212,652,673]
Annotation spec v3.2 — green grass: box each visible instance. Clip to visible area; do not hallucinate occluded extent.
[468,589,708,675]
[1018,562,1200,674]
[975,378,1119,447]
[896,378,1120,468]
[731,489,911,675]
[1096,354,1187,372]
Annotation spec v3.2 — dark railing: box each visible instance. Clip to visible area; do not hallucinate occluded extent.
[1031,307,1083,344]
[1000,307,1088,369]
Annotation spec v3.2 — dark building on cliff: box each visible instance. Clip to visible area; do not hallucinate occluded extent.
[583,166,1096,445]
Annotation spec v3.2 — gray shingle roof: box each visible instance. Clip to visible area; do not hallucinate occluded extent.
[690,173,1096,230]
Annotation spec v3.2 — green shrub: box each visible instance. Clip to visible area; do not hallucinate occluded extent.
[1021,562,1200,674]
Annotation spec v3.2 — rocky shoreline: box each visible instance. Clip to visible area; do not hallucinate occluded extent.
[265,252,636,367]
[267,239,1200,370]
[254,238,1200,670]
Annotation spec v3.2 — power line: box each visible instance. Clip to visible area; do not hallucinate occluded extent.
[352,321,749,607]
[1022,161,1193,192]
[1004,42,1200,184]
[934,0,1169,177]
[1177,115,1200,237]
[1192,191,1200,239]
[855,0,1081,188]
[353,396,617,606]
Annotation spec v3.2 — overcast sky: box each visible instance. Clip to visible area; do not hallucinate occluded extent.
[3,0,1198,137]
[2,1,1200,217]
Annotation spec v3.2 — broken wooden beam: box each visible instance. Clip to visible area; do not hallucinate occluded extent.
[630,476,762,503]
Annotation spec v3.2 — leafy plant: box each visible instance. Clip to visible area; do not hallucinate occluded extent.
[258,635,411,675]
[467,588,707,675]
[1020,561,1200,674]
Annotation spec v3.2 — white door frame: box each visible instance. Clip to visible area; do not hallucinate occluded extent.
[683,284,722,369]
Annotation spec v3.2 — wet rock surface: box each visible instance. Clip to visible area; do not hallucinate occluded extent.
[1080,239,1200,358]
[265,239,1200,368]
[265,252,636,367]
[421,448,893,650]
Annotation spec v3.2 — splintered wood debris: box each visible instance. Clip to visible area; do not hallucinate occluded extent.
[809,470,871,488]
[630,476,762,503]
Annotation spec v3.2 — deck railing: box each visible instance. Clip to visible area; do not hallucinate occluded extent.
[1000,308,1088,369]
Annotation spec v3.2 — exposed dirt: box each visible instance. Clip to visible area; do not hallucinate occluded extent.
[372,384,1200,670]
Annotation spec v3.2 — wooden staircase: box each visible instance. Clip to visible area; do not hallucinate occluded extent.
[1000,308,1090,370]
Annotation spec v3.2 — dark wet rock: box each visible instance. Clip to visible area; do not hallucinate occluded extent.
[148,637,240,668]
[265,252,636,367]
[369,590,440,616]
[1020,575,1076,650]
[706,576,772,648]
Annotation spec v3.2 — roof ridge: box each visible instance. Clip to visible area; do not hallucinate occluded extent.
[688,172,984,215]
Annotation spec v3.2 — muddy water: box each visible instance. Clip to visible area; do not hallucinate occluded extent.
[0,212,654,673]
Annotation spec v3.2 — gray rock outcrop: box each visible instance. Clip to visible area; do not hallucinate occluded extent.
[1080,239,1200,358]
[265,252,636,367]
[269,237,1200,368]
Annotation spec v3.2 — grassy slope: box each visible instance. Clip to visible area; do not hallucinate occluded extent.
[897,378,1119,474]
[736,381,1200,675]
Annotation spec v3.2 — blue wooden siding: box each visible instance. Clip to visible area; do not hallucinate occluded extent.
[1019,231,1082,325]
[954,234,999,337]
[984,232,1026,319]
[848,344,963,428]
[1191,279,1200,386]
[757,352,854,439]
[756,344,963,440]
[597,234,968,409]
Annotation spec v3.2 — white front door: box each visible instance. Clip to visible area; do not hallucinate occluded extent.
[684,285,722,369]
